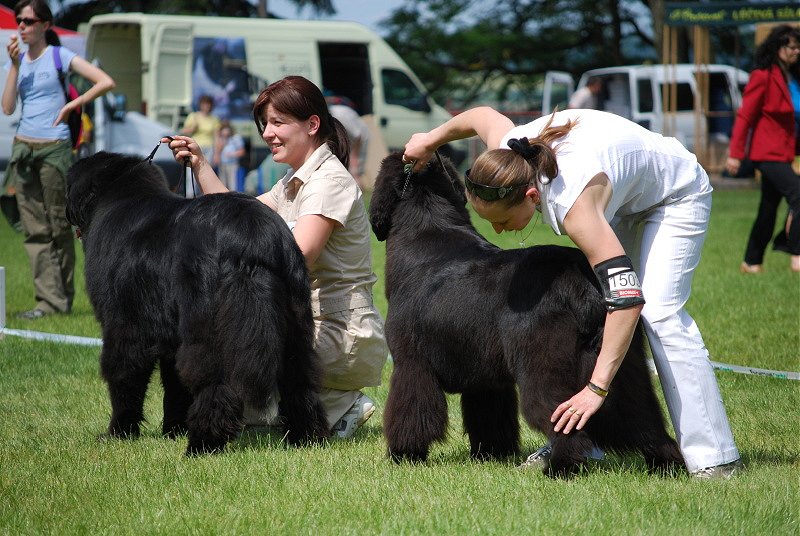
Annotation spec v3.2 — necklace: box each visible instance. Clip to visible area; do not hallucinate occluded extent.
[517,211,540,248]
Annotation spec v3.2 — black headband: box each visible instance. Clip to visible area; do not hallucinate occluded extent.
[463,168,528,202]
[507,137,550,185]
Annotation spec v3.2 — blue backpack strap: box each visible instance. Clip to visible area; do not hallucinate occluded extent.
[52,45,62,72]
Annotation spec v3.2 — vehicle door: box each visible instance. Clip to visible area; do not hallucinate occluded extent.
[541,71,574,114]
[150,23,193,130]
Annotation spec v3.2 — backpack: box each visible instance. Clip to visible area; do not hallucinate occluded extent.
[51,46,83,149]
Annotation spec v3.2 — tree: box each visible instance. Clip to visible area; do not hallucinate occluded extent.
[379,0,659,108]
[40,0,337,30]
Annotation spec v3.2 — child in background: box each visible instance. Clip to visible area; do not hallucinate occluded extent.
[214,120,245,191]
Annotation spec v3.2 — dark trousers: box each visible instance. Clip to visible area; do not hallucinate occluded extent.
[743,161,800,264]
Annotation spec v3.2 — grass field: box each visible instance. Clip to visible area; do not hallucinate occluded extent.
[1,188,798,535]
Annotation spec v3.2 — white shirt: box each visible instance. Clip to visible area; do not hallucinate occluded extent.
[499,109,709,234]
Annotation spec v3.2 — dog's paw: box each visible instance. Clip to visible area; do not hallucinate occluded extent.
[162,423,188,439]
[184,441,225,456]
[97,429,139,442]
[387,449,429,464]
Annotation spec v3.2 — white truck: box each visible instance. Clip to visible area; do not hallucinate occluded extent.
[83,13,466,172]
[542,64,750,153]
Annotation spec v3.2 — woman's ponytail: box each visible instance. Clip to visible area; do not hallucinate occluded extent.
[326,114,351,170]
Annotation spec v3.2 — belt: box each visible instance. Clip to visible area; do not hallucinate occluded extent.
[312,291,373,316]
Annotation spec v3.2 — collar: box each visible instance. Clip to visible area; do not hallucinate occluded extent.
[281,143,335,192]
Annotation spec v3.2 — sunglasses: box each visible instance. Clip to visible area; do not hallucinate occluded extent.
[16,17,42,25]
[463,168,528,202]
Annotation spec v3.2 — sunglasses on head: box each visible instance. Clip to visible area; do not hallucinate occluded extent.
[463,168,528,202]
[16,17,42,25]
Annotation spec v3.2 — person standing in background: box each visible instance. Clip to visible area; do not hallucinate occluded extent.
[213,119,245,191]
[325,92,370,187]
[181,94,220,197]
[568,76,603,110]
[2,0,114,320]
[727,24,800,274]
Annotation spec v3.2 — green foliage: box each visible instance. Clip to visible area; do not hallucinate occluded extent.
[47,0,336,31]
[1,189,798,534]
[380,0,660,106]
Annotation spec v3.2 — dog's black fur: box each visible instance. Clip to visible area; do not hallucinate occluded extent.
[369,153,684,477]
[66,151,329,455]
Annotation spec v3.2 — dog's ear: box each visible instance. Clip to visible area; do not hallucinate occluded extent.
[369,152,405,241]
[423,153,468,208]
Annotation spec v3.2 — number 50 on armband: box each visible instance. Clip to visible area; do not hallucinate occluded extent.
[593,255,646,311]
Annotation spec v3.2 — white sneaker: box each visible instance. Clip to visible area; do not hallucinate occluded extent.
[517,443,605,470]
[332,393,375,439]
[517,445,552,469]
[691,459,744,480]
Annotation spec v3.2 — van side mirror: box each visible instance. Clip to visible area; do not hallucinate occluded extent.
[418,95,432,113]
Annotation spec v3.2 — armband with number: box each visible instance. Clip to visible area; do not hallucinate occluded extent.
[593,255,645,311]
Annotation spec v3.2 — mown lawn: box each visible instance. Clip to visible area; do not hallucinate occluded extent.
[0,188,797,535]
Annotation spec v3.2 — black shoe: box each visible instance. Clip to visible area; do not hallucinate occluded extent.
[16,308,47,320]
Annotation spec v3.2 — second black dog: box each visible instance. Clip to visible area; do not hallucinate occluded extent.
[369,153,684,477]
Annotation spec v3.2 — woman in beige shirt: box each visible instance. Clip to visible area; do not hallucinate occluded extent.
[165,76,387,438]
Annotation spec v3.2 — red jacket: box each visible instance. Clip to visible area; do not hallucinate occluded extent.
[729,64,797,163]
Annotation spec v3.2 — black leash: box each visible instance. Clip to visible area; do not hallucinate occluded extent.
[145,136,194,197]
[401,151,457,199]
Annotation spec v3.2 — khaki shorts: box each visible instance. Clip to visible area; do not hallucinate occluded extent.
[314,305,388,391]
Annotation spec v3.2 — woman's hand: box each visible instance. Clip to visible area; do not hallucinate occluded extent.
[7,34,20,66]
[403,132,437,171]
[162,135,208,170]
[551,385,606,434]
[52,98,81,127]
[725,157,740,176]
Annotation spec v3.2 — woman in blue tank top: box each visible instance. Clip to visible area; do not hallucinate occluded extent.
[1,0,114,319]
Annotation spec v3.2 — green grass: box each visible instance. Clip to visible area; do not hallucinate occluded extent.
[1,189,798,535]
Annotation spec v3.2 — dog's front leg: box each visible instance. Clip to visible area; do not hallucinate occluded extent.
[384,358,448,462]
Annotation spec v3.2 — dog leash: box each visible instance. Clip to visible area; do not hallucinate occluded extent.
[145,136,194,196]
[401,151,453,199]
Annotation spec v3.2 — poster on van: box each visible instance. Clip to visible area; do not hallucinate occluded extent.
[191,37,254,120]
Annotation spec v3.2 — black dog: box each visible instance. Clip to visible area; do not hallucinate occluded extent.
[369,153,684,477]
[66,152,329,455]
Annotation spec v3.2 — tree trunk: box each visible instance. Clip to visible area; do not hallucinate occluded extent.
[258,0,267,18]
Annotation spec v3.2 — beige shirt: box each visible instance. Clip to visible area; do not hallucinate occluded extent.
[267,143,377,316]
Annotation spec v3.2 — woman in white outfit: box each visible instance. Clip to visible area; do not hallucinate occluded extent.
[403,107,741,479]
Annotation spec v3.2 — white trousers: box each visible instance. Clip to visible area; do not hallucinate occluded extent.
[613,178,740,472]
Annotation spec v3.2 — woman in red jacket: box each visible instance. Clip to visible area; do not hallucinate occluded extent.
[727,24,800,273]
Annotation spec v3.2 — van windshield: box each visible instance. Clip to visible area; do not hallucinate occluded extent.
[381,69,430,112]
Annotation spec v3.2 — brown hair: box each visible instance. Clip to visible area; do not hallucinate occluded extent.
[198,94,214,109]
[468,113,576,207]
[14,0,53,22]
[252,75,350,168]
[15,0,58,45]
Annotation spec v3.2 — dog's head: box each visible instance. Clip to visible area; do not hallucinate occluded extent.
[66,151,168,231]
[369,152,468,241]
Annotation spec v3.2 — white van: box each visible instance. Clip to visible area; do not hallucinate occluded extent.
[83,13,465,168]
[542,64,749,152]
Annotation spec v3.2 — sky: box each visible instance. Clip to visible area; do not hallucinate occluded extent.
[267,0,400,34]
